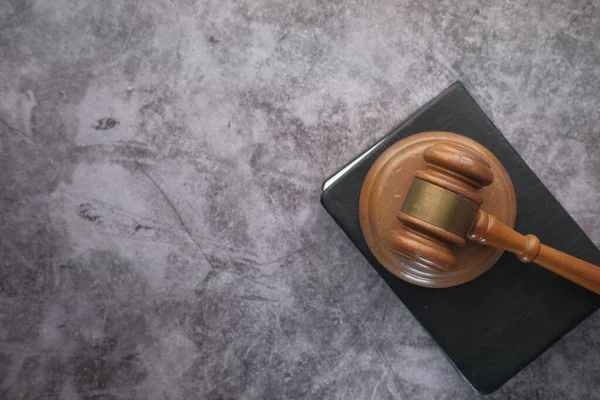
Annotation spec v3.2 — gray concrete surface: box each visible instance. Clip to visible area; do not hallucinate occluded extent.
[1,0,599,398]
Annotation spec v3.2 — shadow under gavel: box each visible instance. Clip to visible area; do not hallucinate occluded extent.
[388,142,600,295]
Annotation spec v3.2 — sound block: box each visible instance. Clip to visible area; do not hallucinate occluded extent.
[359,131,517,288]
[320,82,600,393]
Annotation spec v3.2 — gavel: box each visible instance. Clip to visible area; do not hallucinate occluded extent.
[386,141,600,294]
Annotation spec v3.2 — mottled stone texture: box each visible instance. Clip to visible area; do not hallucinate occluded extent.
[0,0,599,399]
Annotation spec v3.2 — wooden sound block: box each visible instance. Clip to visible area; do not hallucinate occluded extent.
[359,131,517,288]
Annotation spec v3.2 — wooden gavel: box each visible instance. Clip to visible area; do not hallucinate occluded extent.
[386,142,600,294]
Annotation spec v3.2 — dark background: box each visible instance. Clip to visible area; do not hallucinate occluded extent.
[1,1,599,398]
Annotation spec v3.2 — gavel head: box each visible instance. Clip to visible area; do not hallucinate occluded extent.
[387,142,494,272]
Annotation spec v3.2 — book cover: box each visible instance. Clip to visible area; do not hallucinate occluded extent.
[321,82,600,393]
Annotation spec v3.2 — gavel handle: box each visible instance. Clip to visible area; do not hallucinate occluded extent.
[469,210,600,295]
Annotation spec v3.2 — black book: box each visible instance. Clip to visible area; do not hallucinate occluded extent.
[320,82,600,393]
